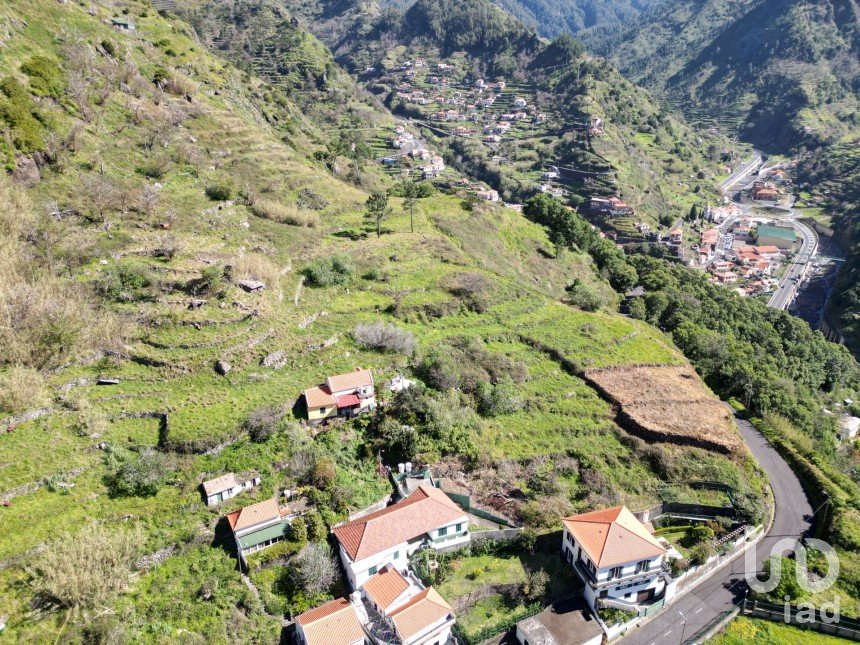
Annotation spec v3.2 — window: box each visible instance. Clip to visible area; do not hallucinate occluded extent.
[319,407,326,414]
[392,551,399,560]
[635,560,650,574]
[368,566,378,576]
[609,566,623,580]
[438,526,448,537]
[455,523,462,533]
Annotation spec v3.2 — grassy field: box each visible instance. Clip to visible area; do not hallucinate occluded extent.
[711,617,852,645]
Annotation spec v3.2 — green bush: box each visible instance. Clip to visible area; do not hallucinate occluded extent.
[97,262,152,302]
[0,76,47,153]
[21,56,64,98]
[102,445,172,497]
[303,254,354,287]
[204,182,234,201]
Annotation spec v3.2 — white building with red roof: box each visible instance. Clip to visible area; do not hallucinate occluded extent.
[295,597,366,645]
[333,485,469,589]
[303,368,376,425]
[561,506,674,611]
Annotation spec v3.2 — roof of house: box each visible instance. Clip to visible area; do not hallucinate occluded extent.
[363,566,411,612]
[225,498,280,532]
[388,587,454,641]
[755,245,781,254]
[336,394,361,409]
[516,596,603,645]
[295,598,365,645]
[304,385,336,409]
[333,486,465,562]
[202,473,238,496]
[562,506,665,568]
[757,225,797,241]
[327,369,374,393]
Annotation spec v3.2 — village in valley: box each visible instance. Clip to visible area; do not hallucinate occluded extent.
[201,367,763,645]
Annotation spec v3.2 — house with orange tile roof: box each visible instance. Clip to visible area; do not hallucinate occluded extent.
[296,565,457,645]
[225,497,307,561]
[333,485,469,589]
[303,368,376,425]
[295,597,367,645]
[360,565,457,645]
[561,506,674,611]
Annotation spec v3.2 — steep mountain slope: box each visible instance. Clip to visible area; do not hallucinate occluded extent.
[586,0,859,150]
[0,0,772,641]
[383,0,658,40]
[243,0,742,234]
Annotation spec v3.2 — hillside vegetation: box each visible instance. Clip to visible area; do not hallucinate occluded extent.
[0,0,769,641]
[586,0,859,151]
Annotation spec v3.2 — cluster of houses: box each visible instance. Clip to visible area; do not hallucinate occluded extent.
[199,366,685,644]
[384,127,447,181]
[587,196,634,218]
[698,218,798,294]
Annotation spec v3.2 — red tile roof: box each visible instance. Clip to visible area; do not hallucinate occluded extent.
[336,394,361,409]
[304,385,336,409]
[333,486,465,561]
[363,566,410,612]
[562,506,665,569]
[296,598,364,645]
[389,587,454,641]
[327,368,374,393]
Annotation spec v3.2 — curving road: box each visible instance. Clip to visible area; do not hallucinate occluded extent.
[620,414,814,644]
[767,217,817,310]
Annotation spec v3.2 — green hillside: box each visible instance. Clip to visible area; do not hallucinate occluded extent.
[0,0,768,640]
[586,0,859,151]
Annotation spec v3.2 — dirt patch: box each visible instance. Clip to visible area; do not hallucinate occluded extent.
[584,364,743,455]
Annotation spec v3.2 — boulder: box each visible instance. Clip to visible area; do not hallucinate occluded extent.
[238,279,266,292]
[214,360,231,376]
[261,350,287,369]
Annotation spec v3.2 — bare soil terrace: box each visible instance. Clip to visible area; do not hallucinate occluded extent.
[584,364,744,455]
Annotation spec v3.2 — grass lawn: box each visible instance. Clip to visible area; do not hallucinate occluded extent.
[437,549,581,641]
[711,617,850,645]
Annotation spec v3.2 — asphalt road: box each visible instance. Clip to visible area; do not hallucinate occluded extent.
[768,217,818,310]
[719,153,763,194]
[620,415,814,645]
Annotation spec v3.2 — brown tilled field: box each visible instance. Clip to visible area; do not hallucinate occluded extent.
[585,365,743,454]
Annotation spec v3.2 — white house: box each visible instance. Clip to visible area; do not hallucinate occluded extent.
[333,485,469,589]
[201,472,260,506]
[295,597,367,645]
[561,506,674,611]
[304,368,377,424]
[225,497,305,562]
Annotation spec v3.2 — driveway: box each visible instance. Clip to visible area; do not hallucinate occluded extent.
[620,415,814,644]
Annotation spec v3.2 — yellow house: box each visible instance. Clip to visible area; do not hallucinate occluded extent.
[303,368,376,425]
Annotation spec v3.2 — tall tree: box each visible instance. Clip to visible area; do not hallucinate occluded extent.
[402,181,419,233]
[365,190,391,238]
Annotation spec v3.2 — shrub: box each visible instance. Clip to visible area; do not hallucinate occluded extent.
[72,408,108,437]
[0,366,47,414]
[231,254,281,287]
[251,200,320,227]
[97,262,151,302]
[205,182,233,201]
[520,569,549,601]
[689,543,712,565]
[245,405,283,443]
[21,56,65,98]
[296,188,329,211]
[0,76,47,152]
[310,456,336,491]
[103,445,172,497]
[29,521,141,612]
[194,265,223,295]
[477,376,524,416]
[289,542,337,596]
[353,321,417,355]
[443,272,491,313]
[688,524,715,544]
[303,254,353,287]
[566,279,606,312]
[304,511,327,543]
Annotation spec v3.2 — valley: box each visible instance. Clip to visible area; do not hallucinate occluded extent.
[0,0,857,644]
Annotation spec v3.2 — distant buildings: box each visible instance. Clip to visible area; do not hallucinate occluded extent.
[756,224,797,250]
[587,197,634,217]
